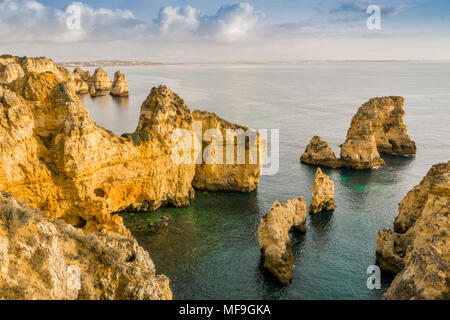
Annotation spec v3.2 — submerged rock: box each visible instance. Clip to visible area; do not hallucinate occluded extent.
[0,191,172,300]
[309,167,336,214]
[258,197,307,285]
[111,71,129,97]
[89,67,112,96]
[300,136,342,168]
[376,161,449,300]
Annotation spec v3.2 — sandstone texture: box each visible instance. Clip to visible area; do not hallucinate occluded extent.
[258,197,307,285]
[376,161,449,300]
[340,121,386,169]
[349,96,416,155]
[89,68,112,96]
[192,110,265,192]
[0,57,264,236]
[309,168,336,214]
[111,71,129,97]
[0,191,171,300]
[301,96,415,169]
[300,136,342,168]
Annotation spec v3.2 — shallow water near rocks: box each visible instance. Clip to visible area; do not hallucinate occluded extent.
[81,62,450,299]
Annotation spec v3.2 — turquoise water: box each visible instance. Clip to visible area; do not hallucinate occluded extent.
[80,62,450,299]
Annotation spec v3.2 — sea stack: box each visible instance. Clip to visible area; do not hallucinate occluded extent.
[376,161,449,299]
[90,67,112,96]
[111,70,129,97]
[300,136,342,168]
[258,197,308,285]
[309,168,336,214]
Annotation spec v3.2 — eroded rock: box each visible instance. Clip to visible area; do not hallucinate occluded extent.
[111,71,129,97]
[0,191,172,300]
[89,68,112,96]
[300,136,342,168]
[376,161,450,300]
[258,197,307,285]
[309,167,335,214]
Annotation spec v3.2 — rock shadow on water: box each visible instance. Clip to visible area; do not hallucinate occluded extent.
[112,95,129,108]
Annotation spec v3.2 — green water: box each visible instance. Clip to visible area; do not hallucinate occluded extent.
[84,62,450,299]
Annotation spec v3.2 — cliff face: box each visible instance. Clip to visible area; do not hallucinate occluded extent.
[349,96,416,155]
[376,161,449,299]
[301,96,415,169]
[309,168,335,214]
[89,68,112,96]
[192,110,265,192]
[258,197,307,285]
[0,59,264,235]
[111,71,129,97]
[0,191,171,300]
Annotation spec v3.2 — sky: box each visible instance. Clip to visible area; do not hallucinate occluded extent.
[0,0,449,62]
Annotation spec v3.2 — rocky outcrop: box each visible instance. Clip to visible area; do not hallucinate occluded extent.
[258,197,308,285]
[300,136,342,168]
[0,59,264,235]
[73,67,92,83]
[340,121,386,169]
[89,68,112,96]
[192,110,265,192]
[376,161,449,300]
[0,62,24,84]
[301,96,414,169]
[0,191,171,300]
[309,168,335,214]
[111,71,129,97]
[349,96,416,155]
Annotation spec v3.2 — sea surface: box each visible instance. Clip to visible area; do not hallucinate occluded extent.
[79,62,450,300]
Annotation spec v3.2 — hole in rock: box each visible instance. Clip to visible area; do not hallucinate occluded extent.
[74,216,87,228]
[94,188,106,198]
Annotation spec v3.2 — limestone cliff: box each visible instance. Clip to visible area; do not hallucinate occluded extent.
[309,168,336,214]
[0,60,264,235]
[192,110,265,192]
[89,68,112,96]
[111,71,129,97]
[300,136,342,168]
[376,161,449,299]
[340,121,386,169]
[258,197,307,285]
[301,96,414,169]
[349,96,416,155]
[0,191,171,300]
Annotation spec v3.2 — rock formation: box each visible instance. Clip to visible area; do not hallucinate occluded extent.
[0,58,264,236]
[111,71,129,97]
[0,191,172,300]
[258,197,308,285]
[309,168,336,213]
[192,110,265,192]
[300,136,342,168]
[340,121,386,169]
[349,96,416,155]
[301,96,415,169]
[376,161,449,299]
[89,68,112,96]
[0,62,24,84]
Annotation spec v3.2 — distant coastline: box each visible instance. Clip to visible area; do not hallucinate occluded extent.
[57,59,450,68]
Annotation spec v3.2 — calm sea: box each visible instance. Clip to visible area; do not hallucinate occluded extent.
[79,62,450,299]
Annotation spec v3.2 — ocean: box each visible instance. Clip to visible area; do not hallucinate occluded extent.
[79,62,450,299]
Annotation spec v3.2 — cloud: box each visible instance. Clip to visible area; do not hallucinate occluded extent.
[0,0,145,43]
[154,3,264,41]
[330,1,411,17]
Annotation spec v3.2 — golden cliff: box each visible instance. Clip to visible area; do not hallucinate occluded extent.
[301,97,415,169]
[0,191,172,300]
[258,197,308,285]
[309,168,336,214]
[376,161,449,299]
[111,71,129,97]
[0,57,265,237]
